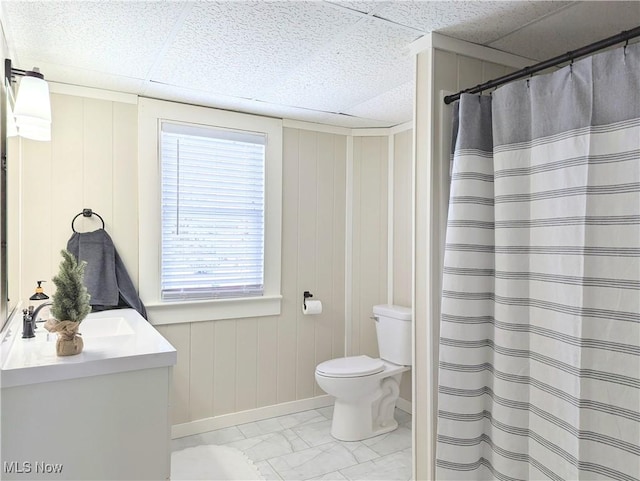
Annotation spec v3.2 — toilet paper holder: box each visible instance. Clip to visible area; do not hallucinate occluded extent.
[303,291,313,309]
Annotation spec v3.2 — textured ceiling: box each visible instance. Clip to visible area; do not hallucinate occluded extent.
[1,1,638,128]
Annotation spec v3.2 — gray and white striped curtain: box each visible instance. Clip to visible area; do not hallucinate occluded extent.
[436,42,640,480]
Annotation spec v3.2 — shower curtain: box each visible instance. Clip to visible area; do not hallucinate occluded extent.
[436,42,639,480]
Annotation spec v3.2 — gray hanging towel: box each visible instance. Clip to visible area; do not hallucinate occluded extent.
[67,229,147,319]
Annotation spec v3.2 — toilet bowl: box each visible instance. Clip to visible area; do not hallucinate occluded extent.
[315,304,412,442]
[315,355,409,441]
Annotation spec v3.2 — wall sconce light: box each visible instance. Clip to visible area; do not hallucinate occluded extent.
[4,58,51,142]
[6,100,17,138]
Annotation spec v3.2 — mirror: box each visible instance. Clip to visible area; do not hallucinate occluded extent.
[6,134,19,324]
[1,77,8,329]
[1,58,52,331]
[1,67,20,331]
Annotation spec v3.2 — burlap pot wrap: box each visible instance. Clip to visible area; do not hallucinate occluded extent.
[44,319,84,356]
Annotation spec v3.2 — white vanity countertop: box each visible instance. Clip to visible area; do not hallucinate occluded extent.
[0,308,176,388]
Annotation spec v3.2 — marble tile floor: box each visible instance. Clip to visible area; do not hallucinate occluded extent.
[172,406,412,480]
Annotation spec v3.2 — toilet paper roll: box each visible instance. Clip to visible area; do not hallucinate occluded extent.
[302,300,323,315]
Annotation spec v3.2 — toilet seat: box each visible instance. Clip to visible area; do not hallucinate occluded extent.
[316,355,385,378]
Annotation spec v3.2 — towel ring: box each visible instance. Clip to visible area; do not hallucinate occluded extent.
[71,208,105,233]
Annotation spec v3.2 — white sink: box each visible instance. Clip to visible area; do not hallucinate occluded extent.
[79,315,135,338]
[0,308,176,388]
[1,308,176,481]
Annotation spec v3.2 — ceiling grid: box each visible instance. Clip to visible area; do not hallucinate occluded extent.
[2,0,638,128]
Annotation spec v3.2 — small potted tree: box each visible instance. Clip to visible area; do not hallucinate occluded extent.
[45,250,91,356]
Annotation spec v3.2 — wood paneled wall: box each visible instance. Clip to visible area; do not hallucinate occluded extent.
[350,132,413,404]
[393,128,412,308]
[157,128,348,424]
[19,93,138,303]
[18,92,412,427]
[350,136,388,358]
[392,128,413,403]
[19,95,348,425]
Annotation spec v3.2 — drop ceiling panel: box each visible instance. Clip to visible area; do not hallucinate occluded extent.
[326,1,394,15]
[2,1,186,79]
[343,80,414,125]
[2,1,637,128]
[261,18,419,113]
[151,1,360,100]
[143,81,392,129]
[374,0,572,44]
[489,1,640,61]
[18,57,145,97]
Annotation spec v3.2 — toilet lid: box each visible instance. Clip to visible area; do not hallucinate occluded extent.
[316,355,385,378]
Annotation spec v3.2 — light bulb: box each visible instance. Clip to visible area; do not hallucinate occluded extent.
[14,71,51,141]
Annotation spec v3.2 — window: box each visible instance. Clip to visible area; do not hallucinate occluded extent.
[160,122,266,301]
[138,98,282,324]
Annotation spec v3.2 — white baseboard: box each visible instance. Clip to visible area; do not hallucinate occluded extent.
[172,394,413,439]
[172,395,334,439]
[396,397,412,414]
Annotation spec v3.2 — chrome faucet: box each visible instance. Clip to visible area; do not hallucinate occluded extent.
[22,302,53,339]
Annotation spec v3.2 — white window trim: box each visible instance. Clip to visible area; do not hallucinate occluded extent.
[138,98,282,325]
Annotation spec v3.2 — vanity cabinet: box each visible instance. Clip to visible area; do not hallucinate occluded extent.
[0,309,176,480]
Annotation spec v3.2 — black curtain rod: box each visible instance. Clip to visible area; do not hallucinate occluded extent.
[443,26,640,105]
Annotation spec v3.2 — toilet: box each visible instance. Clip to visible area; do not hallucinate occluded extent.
[315,304,411,441]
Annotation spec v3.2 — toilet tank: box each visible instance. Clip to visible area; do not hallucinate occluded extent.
[372,304,412,366]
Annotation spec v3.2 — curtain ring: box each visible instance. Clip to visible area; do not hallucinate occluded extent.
[623,39,628,64]
[569,59,574,76]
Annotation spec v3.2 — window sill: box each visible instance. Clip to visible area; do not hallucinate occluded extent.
[145,295,282,325]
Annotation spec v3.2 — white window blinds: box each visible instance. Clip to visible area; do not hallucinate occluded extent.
[160,121,266,301]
